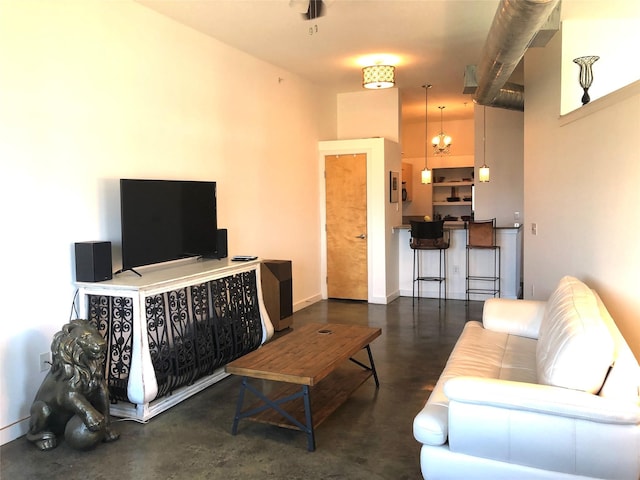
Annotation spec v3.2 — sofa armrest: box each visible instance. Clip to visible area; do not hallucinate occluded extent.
[482,298,547,339]
[444,376,640,424]
[443,377,640,478]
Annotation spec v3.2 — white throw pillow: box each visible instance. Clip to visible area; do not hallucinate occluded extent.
[536,276,614,393]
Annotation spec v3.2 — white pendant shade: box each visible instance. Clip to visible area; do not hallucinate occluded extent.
[421,168,432,184]
[479,164,490,182]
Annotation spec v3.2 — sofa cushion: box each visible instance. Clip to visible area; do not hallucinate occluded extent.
[413,321,537,446]
[536,276,614,393]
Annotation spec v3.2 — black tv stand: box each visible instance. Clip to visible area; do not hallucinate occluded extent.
[114,267,142,277]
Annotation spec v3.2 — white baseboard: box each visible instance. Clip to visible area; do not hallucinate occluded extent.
[1,418,29,446]
[293,294,322,312]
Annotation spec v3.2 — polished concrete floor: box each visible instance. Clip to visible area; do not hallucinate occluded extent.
[1,297,483,480]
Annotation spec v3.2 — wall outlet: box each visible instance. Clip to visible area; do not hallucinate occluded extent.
[39,352,51,372]
[531,222,538,235]
[453,265,459,274]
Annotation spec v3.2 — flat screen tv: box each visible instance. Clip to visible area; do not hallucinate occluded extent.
[120,179,218,271]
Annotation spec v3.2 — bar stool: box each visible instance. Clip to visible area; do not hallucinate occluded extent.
[410,220,449,307]
[465,218,500,302]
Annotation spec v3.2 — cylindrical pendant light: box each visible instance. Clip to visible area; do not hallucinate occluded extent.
[421,84,432,184]
[479,105,490,182]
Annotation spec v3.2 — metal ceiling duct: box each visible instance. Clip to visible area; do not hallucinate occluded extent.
[489,82,525,110]
[473,0,561,110]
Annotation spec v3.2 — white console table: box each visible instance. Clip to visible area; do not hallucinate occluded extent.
[77,258,273,421]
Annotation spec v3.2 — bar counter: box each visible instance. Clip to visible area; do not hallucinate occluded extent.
[395,222,522,300]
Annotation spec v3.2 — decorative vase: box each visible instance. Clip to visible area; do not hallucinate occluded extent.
[573,56,600,105]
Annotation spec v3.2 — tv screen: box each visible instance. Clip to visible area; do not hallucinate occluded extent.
[120,179,218,271]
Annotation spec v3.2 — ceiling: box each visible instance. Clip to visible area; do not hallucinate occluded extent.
[137,0,639,124]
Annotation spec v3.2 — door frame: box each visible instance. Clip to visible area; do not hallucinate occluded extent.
[318,138,402,304]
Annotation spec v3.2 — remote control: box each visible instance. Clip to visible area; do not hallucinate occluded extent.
[231,255,258,261]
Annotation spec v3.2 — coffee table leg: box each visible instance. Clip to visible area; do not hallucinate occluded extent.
[366,345,380,388]
[230,378,317,451]
[349,345,380,389]
[231,376,248,435]
[302,385,315,452]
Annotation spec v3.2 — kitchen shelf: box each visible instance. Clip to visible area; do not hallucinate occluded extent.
[431,166,474,219]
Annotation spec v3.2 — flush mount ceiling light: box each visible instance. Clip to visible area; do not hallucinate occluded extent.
[362,65,395,89]
[421,84,433,184]
[432,106,452,155]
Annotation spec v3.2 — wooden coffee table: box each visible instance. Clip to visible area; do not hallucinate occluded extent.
[225,322,381,451]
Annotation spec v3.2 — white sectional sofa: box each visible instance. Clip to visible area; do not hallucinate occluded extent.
[413,276,640,479]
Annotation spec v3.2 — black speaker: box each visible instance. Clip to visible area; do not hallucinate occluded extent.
[260,260,293,331]
[75,241,113,282]
[216,228,228,259]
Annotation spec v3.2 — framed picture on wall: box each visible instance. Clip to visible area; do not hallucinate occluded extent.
[390,171,399,203]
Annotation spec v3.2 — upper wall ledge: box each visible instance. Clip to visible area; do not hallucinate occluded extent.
[559,80,640,127]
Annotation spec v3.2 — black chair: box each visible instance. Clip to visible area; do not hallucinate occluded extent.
[465,218,500,302]
[410,220,449,307]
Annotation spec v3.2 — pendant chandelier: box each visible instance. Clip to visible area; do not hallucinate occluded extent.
[432,106,452,155]
[479,105,490,183]
[421,84,432,184]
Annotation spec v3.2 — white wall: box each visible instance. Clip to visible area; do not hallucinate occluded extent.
[524,24,640,360]
[473,106,524,227]
[560,19,640,115]
[0,0,335,443]
[337,89,400,142]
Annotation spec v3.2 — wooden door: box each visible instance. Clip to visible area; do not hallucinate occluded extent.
[325,154,368,300]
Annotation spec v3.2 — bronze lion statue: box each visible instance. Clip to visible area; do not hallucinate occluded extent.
[27,319,120,451]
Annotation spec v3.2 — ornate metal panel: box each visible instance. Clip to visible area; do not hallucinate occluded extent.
[88,269,264,403]
[209,270,263,368]
[87,295,133,402]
